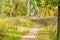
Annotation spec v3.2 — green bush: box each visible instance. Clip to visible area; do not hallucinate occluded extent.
[0,17,33,40]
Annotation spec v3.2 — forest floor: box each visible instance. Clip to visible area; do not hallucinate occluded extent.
[17,17,57,40]
[0,17,57,40]
[18,24,44,40]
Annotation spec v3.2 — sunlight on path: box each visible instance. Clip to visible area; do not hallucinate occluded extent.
[18,24,44,40]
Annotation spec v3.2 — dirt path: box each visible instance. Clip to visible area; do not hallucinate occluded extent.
[18,24,44,40]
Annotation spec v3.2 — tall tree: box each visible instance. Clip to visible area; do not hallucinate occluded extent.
[10,0,13,17]
[26,0,30,16]
[0,0,5,16]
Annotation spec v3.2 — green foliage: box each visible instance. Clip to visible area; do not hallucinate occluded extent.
[0,0,58,17]
[0,0,58,40]
[0,17,33,40]
[34,17,57,40]
[38,23,57,40]
[58,0,60,6]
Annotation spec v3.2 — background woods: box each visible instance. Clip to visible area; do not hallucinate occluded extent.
[0,0,58,40]
[0,0,58,17]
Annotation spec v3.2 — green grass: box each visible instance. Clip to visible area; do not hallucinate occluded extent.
[0,17,34,40]
[0,17,57,40]
[39,22,57,40]
[31,17,57,40]
[38,23,57,40]
[0,27,31,40]
[58,32,60,40]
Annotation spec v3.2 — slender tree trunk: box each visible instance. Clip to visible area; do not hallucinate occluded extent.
[26,0,30,16]
[34,0,39,16]
[40,0,45,17]
[10,0,12,17]
[0,0,5,16]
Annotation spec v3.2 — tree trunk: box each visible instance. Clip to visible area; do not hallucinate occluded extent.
[10,0,12,17]
[26,0,30,16]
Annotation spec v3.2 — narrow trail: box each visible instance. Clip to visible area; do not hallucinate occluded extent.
[18,24,44,40]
